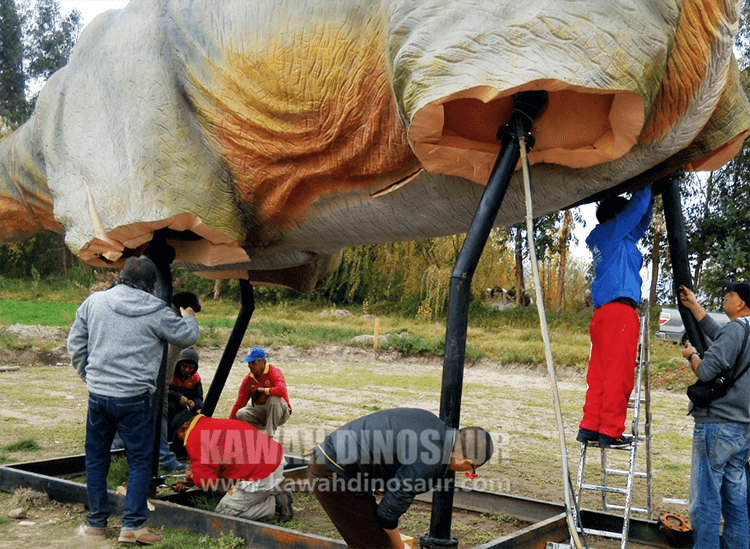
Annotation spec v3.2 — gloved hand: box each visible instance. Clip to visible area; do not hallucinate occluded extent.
[172,291,202,313]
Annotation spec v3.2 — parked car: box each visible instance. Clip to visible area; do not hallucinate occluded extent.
[656,307,729,344]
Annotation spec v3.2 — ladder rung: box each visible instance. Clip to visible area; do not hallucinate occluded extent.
[603,468,647,478]
[581,527,624,540]
[584,443,634,451]
[605,504,649,514]
[580,483,627,495]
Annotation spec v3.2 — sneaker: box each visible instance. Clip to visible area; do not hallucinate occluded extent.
[599,434,634,448]
[274,489,294,522]
[160,458,187,472]
[75,524,106,538]
[576,428,599,444]
[118,527,163,545]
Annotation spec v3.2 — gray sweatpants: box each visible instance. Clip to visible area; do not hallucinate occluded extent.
[214,458,286,520]
[236,396,290,437]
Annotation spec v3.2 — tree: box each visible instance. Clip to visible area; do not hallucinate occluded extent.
[0,0,82,279]
[0,0,28,124]
[678,144,750,306]
[554,209,573,314]
[24,0,81,85]
[648,199,665,306]
[502,211,562,308]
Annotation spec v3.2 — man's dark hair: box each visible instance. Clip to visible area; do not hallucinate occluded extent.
[170,409,199,440]
[173,291,201,312]
[117,257,158,293]
[596,196,629,224]
[457,427,494,467]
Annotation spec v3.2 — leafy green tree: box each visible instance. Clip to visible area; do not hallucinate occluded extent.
[737,0,750,71]
[0,0,81,279]
[688,166,750,301]
[646,197,666,306]
[554,208,585,313]
[24,0,81,84]
[0,0,28,124]
[501,211,562,307]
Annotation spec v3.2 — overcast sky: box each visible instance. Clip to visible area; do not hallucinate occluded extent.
[59,0,129,27]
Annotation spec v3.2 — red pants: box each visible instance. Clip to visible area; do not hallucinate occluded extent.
[580,302,639,438]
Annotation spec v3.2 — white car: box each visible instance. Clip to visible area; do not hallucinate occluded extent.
[656,307,729,344]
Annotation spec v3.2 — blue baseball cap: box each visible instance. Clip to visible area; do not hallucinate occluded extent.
[241,347,266,363]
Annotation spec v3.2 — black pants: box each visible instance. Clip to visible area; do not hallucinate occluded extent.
[307,453,392,548]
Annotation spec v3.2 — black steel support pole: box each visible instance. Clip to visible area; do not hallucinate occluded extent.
[144,233,176,481]
[661,175,708,357]
[201,279,255,417]
[421,91,547,549]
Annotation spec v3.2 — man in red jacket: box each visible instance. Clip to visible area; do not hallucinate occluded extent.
[229,347,292,438]
[172,411,293,521]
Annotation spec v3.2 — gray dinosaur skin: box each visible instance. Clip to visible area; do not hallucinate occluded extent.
[0,0,748,290]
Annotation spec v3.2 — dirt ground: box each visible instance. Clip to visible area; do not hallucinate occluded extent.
[0,324,695,548]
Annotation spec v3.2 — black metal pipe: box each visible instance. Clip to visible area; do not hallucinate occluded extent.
[661,175,708,356]
[144,234,176,480]
[201,279,255,417]
[421,91,548,549]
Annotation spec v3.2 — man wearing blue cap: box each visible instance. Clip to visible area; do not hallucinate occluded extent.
[230,347,292,437]
[679,280,750,549]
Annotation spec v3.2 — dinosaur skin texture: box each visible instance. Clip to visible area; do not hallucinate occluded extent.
[1,0,747,290]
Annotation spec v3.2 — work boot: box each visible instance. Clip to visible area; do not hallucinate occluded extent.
[76,524,106,538]
[576,428,598,444]
[274,489,294,522]
[160,457,187,472]
[117,527,163,545]
[598,434,634,449]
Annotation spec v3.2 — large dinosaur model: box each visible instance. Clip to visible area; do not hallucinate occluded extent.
[1,0,747,290]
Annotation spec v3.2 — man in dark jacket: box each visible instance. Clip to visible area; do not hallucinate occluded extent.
[167,347,203,453]
[679,281,750,549]
[307,408,493,549]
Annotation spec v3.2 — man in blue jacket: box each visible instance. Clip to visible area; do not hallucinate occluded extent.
[577,185,652,448]
[307,408,493,549]
[68,256,199,545]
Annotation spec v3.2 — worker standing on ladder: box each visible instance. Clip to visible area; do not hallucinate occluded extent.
[679,282,750,549]
[577,185,653,448]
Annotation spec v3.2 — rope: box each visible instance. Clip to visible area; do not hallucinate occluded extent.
[515,115,584,549]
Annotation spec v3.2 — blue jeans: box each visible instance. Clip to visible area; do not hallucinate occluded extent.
[689,422,750,549]
[110,399,176,464]
[85,392,153,530]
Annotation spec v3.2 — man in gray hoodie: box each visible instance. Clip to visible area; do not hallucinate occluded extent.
[679,280,750,549]
[68,256,199,545]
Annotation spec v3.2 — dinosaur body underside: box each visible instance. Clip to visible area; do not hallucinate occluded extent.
[1,0,748,290]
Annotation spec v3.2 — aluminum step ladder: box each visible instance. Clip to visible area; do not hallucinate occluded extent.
[550,300,653,549]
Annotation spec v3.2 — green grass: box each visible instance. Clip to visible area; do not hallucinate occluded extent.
[152,529,247,548]
[0,300,78,326]
[2,438,40,452]
[0,282,693,388]
[107,455,130,491]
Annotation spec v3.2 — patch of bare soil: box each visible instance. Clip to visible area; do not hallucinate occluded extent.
[0,489,111,549]
[0,325,692,548]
